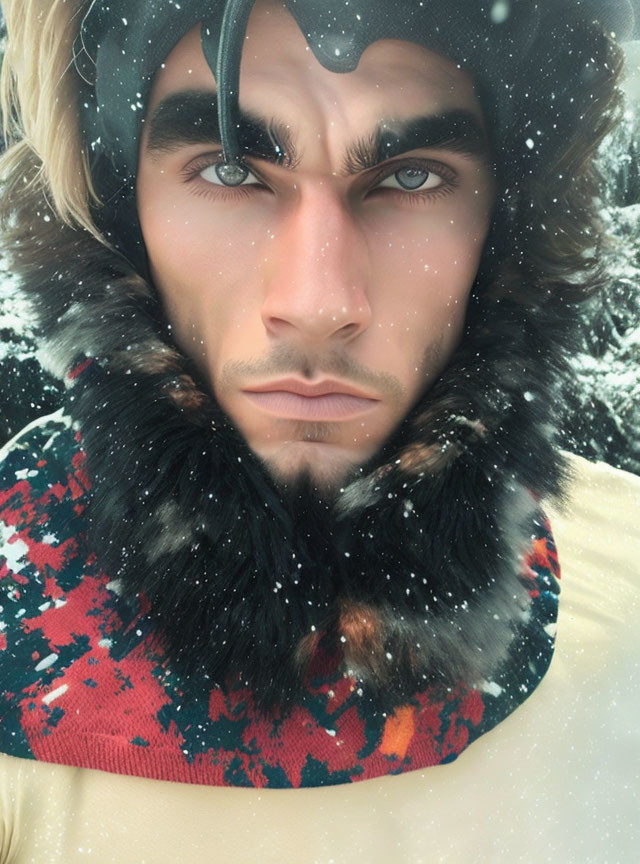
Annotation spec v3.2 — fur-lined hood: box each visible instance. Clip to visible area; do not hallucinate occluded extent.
[5,206,578,716]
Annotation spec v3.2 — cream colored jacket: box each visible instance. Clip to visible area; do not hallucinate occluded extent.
[1,453,638,864]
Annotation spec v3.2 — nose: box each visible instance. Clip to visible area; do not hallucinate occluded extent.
[260,187,372,344]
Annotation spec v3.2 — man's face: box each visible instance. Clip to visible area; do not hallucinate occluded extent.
[136,0,495,496]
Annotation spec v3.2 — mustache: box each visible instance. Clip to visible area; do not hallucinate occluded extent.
[215,344,407,404]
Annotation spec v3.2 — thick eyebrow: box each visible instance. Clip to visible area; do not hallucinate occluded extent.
[145,89,492,174]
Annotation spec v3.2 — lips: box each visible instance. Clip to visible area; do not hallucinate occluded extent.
[244,378,376,399]
[242,378,380,421]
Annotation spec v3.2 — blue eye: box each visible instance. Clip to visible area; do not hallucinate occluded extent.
[199,162,260,187]
[378,166,444,192]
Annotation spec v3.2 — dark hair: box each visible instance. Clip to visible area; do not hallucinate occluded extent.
[473,15,627,308]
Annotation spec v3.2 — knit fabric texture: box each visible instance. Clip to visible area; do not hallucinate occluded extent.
[0,413,561,788]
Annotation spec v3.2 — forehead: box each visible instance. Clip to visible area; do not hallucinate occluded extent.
[147,0,484,124]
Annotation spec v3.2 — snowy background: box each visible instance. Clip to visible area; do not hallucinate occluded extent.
[558,46,640,477]
[0,36,639,476]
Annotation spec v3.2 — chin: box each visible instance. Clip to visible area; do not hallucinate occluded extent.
[257,440,367,505]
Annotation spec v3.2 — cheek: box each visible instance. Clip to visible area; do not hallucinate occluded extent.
[137,185,266,344]
[366,205,488,318]
[361,202,490,383]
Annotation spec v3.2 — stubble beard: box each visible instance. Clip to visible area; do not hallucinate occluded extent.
[256,430,367,509]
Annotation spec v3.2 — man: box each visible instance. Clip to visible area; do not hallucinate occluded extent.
[0,0,638,859]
